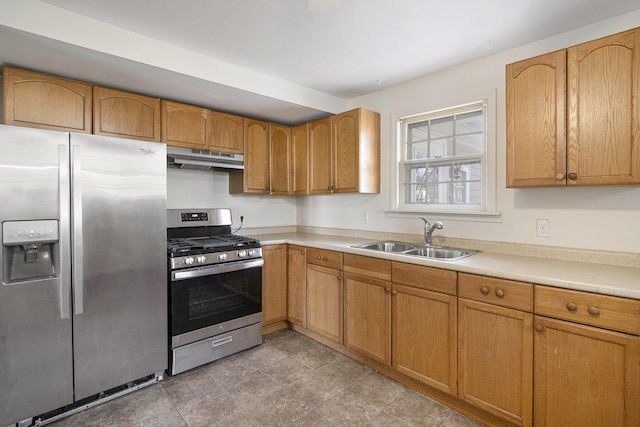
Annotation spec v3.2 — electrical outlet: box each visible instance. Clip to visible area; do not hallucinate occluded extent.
[361,211,368,224]
[536,219,549,237]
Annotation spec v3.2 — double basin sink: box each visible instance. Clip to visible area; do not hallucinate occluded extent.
[351,241,477,261]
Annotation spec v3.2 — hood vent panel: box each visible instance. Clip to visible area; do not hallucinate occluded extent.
[167,146,244,171]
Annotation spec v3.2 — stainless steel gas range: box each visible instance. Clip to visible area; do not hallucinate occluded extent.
[167,208,263,375]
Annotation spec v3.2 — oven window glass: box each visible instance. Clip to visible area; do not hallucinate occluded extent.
[171,266,262,336]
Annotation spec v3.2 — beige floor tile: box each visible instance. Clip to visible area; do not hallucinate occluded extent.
[174,390,241,427]
[383,388,454,426]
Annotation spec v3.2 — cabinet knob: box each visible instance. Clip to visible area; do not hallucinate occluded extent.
[301,250,305,255]
[566,302,578,312]
[535,324,544,333]
[317,255,321,260]
[384,287,391,294]
[568,172,578,180]
[480,286,489,295]
[495,289,505,298]
[337,275,341,280]
[322,256,328,261]
[588,306,600,316]
[555,173,565,181]
[391,290,397,296]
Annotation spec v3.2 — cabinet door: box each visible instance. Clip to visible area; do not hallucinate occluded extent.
[291,123,309,195]
[93,86,161,141]
[534,316,640,427]
[458,298,533,426]
[309,117,332,194]
[262,245,287,327]
[161,100,207,149]
[392,284,457,395]
[209,111,244,154]
[567,28,640,185]
[506,50,567,187]
[306,264,343,343]
[287,245,307,327]
[269,124,292,195]
[344,273,391,365]
[332,109,360,193]
[232,119,269,194]
[3,66,92,133]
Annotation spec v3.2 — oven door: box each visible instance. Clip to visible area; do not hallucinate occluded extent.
[170,258,263,348]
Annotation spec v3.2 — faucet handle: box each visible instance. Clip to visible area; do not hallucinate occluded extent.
[434,221,444,229]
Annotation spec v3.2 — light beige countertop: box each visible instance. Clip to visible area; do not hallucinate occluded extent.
[253,231,640,300]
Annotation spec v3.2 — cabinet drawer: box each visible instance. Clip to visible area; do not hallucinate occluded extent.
[306,248,343,270]
[343,254,391,281]
[391,262,456,295]
[535,286,640,335]
[459,273,533,312]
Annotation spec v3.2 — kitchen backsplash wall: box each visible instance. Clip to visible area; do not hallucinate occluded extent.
[167,167,297,228]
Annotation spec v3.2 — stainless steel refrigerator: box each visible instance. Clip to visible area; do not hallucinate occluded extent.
[0,125,167,425]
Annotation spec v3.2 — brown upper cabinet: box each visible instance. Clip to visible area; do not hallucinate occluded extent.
[507,28,640,187]
[161,100,208,149]
[93,86,161,142]
[229,119,271,194]
[208,111,244,154]
[291,123,309,195]
[309,109,380,194]
[3,66,92,133]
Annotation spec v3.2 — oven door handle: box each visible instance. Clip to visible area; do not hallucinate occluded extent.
[171,258,264,281]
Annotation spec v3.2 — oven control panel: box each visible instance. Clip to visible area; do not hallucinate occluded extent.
[181,212,208,222]
[170,247,263,270]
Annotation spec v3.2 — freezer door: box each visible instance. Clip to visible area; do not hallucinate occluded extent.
[70,134,167,400]
[0,125,73,425]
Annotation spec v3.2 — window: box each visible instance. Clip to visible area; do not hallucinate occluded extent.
[396,100,494,214]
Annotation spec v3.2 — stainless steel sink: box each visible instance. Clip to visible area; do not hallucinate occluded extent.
[352,241,417,253]
[403,246,476,260]
[352,241,476,261]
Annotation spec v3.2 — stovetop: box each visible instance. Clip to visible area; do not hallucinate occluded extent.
[167,234,261,256]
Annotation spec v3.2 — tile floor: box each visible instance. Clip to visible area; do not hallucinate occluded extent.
[50,329,485,427]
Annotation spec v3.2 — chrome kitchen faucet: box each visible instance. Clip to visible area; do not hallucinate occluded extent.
[419,217,443,246]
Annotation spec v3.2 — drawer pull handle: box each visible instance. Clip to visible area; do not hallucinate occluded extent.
[566,302,578,312]
[212,336,233,348]
[495,289,505,298]
[323,257,328,261]
[480,286,489,295]
[588,306,600,316]
[535,325,544,333]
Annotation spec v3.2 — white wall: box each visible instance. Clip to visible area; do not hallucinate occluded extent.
[297,10,640,253]
[167,168,297,228]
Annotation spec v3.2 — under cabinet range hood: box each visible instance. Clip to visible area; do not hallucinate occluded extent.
[167,146,244,171]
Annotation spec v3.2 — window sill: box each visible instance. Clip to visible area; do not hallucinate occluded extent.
[384,208,502,222]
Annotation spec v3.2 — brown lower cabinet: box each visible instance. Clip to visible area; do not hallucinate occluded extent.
[261,245,287,333]
[284,245,640,427]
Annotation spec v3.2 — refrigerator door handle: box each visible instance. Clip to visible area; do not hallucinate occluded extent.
[71,144,84,315]
[59,143,71,319]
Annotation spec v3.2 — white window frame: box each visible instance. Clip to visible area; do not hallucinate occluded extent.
[389,93,498,218]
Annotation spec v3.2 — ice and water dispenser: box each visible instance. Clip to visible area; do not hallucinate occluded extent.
[2,220,59,283]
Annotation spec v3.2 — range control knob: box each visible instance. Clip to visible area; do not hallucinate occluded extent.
[184,257,195,265]
[248,249,257,257]
[238,250,248,258]
[217,253,228,261]
[196,256,206,264]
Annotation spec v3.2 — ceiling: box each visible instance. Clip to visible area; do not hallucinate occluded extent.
[1,0,639,125]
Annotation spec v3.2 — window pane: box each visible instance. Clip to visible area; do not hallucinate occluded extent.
[455,133,483,155]
[430,116,453,138]
[407,123,428,160]
[456,110,483,134]
[430,137,452,158]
